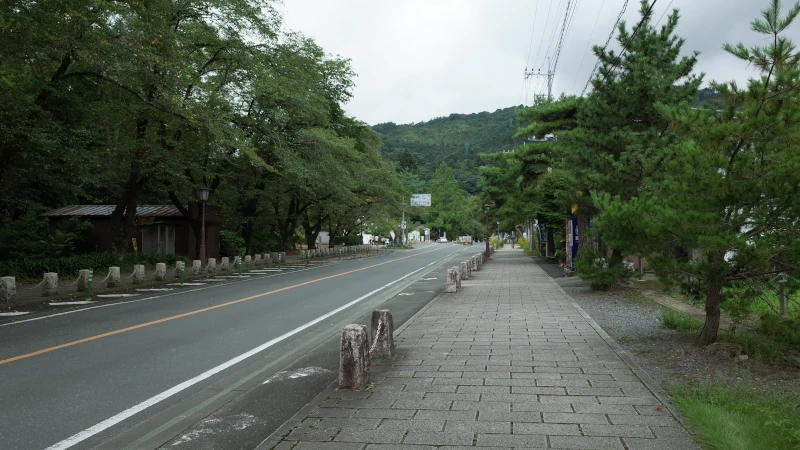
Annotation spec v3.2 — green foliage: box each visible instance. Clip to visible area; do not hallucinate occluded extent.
[0,214,92,260]
[120,253,189,268]
[719,332,784,362]
[0,253,118,280]
[660,310,703,331]
[219,230,246,257]
[575,247,632,290]
[490,236,504,249]
[755,314,800,347]
[332,235,361,246]
[672,383,800,450]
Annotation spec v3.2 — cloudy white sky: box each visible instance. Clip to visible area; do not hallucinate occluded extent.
[278,0,800,125]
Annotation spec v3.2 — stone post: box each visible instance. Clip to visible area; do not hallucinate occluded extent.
[446,268,458,293]
[244,255,252,267]
[108,266,121,287]
[132,265,145,284]
[370,310,395,359]
[263,254,272,266]
[42,272,58,296]
[220,257,229,272]
[339,324,370,389]
[460,261,470,280]
[192,260,202,276]
[174,261,185,279]
[464,260,472,278]
[206,258,216,273]
[453,266,462,289]
[471,255,479,271]
[280,252,286,263]
[154,263,167,281]
[77,269,90,292]
[254,254,261,266]
[0,277,16,303]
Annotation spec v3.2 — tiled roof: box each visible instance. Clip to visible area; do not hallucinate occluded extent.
[42,205,183,217]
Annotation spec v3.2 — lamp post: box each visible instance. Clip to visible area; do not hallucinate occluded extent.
[360,216,365,244]
[483,204,491,259]
[198,186,210,266]
[497,221,500,236]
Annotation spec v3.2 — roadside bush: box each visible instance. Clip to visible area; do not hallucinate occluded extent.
[660,309,703,331]
[121,252,189,267]
[219,230,246,256]
[490,236,504,249]
[756,314,800,347]
[575,248,632,290]
[0,253,118,280]
[333,235,361,246]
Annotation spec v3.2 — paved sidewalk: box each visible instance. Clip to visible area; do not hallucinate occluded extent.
[263,247,698,450]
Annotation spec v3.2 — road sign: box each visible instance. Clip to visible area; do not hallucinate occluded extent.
[410,194,431,206]
[401,221,407,228]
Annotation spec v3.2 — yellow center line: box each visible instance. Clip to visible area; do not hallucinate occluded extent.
[0,247,443,366]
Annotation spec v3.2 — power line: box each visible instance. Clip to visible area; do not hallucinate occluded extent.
[581,0,630,96]
[655,0,674,26]
[571,0,606,92]
[520,1,540,105]
[552,0,581,74]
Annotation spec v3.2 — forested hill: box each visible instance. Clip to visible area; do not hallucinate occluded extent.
[373,106,525,176]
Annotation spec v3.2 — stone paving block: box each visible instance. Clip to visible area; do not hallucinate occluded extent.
[391,399,452,410]
[452,400,510,411]
[337,399,397,409]
[293,442,366,450]
[475,433,547,448]
[538,395,599,404]
[287,427,339,440]
[354,409,416,419]
[571,403,638,414]
[567,387,625,396]
[422,392,480,401]
[608,414,681,427]
[273,441,298,450]
[477,410,541,422]
[543,412,610,424]
[622,438,701,450]
[582,424,655,438]
[511,386,568,395]
[377,419,445,431]
[309,408,358,418]
[334,429,405,444]
[444,420,510,433]
[510,402,574,413]
[364,445,436,450]
[315,417,382,430]
[599,396,661,406]
[513,422,581,435]
[401,431,475,446]
[413,410,477,421]
[549,435,624,449]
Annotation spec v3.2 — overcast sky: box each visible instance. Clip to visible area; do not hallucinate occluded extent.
[278,0,800,125]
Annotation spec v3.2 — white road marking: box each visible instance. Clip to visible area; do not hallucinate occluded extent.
[136,288,176,292]
[166,283,207,286]
[0,312,30,316]
[44,261,436,450]
[49,301,97,305]
[262,366,331,384]
[96,294,140,298]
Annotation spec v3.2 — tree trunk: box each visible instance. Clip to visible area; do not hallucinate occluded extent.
[243,220,255,255]
[546,228,555,257]
[699,278,722,345]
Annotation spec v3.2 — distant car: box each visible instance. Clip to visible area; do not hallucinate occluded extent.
[437,237,448,243]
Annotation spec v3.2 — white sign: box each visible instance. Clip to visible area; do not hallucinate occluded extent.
[410,194,431,206]
[400,221,407,228]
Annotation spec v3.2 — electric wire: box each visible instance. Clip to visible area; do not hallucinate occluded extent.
[581,0,631,96]
[571,0,606,92]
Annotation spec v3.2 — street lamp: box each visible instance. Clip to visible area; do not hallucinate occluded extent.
[198,186,211,266]
[497,221,500,236]
[483,203,491,259]
[360,216,365,244]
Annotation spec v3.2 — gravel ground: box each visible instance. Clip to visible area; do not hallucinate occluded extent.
[531,256,800,397]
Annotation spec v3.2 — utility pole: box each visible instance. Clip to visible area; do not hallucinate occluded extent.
[525,56,554,105]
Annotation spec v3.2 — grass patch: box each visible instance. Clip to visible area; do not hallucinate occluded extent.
[661,309,703,331]
[718,331,785,362]
[672,383,800,450]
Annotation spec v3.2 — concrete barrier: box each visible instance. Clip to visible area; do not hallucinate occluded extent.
[154,263,167,281]
[339,324,370,389]
[133,265,145,284]
[206,258,217,273]
[254,254,261,266]
[220,257,229,272]
[108,266,121,287]
[446,268,458,293]
[244,255,252,267]
[460,261,470,280]
[43,272,58,296]
[77,269,90,291]
[464,260,472,278]
[370,310,395,359]
[0,277,16,303]
[280,252,286,263]
[471,255,479,271]
[192,260,202,275]
[174,262,184,279]
[453,266,462,289]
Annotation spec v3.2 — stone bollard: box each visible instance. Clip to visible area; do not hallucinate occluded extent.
[220,257,229,272]
[471,255,479,271]
[460,261,470,280]
[446,268,458,293]
[270,252,278,264]
[174,261,185,279]
[453,266,462,289]
[77,269,90,292]
[108,266,121,287]
[465,259,472,278]
[280,252,286,263]
[0,277,16,303]
[207,258,217,273]
[42,272,58,296]
[339,324,370,389]
[192,260,202,276]
[132,265,145,284]
[370,310,395,359]
[154,263,167,281]
[253,254,261,266]
[263,254,271,266]
[244,255,252,267]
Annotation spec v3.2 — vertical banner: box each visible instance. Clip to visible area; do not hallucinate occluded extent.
[570,217,579,269]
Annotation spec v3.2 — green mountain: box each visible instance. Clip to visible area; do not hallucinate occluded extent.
[373,106,525,193]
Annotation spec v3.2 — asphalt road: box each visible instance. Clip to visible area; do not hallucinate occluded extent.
[0,243,481,450]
